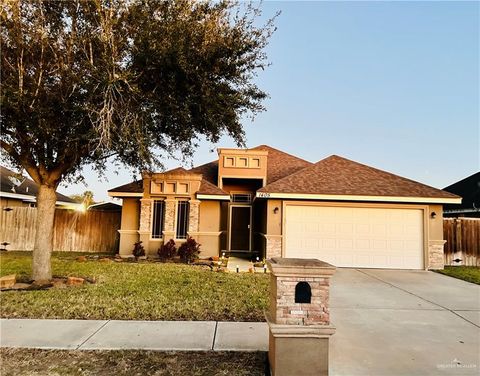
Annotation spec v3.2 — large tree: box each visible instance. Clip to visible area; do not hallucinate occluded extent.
[1,0,277,281]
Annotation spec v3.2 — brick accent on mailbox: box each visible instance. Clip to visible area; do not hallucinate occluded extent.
[271,276,331,326]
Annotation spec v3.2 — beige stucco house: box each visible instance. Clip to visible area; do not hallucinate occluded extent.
[108,145,461,270]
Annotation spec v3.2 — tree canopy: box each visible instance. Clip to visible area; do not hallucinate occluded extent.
[69,191,96,208]
[1,0,277,187]
[0,0,277,280]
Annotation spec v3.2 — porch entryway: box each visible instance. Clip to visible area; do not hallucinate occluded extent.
[229,205,251,252]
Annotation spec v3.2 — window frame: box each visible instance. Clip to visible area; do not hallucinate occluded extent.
[175,199,190,240]
[151,199,166,240]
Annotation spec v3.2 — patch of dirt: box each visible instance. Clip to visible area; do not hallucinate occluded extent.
[0,348,268,376]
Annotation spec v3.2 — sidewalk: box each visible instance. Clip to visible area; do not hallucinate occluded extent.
[0,319,268,351]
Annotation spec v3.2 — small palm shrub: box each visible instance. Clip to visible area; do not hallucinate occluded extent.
[178,237,201,264]
[158,239,177,261]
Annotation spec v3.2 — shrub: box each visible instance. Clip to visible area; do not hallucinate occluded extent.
[132,241,145,259]
[178,237,201,264]
[158,239,177,261]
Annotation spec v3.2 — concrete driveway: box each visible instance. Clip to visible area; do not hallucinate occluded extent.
[330,269,480,375]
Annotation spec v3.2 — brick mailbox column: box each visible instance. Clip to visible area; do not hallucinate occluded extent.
[266,258,336,376]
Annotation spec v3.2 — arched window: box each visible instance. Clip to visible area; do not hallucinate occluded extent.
[295,282,311,303]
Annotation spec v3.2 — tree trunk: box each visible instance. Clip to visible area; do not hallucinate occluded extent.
[33,184,57,281]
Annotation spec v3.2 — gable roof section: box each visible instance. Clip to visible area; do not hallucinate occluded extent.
[189,145,311,185]
[108,180,143,194]
[1,166,75,204]
[189,160,219,185]
[251,145,312,184]
[108,169,229,199]
[197,179,230,199]
[443,172,480,213]
[258,155,461,204]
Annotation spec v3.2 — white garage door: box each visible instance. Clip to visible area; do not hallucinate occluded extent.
[285,205,424,269]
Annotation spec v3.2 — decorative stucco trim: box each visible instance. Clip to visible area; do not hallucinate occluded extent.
[187,231,222,236]
[444,208,480,214]
[108,192,143,198]
[256,192,461,204]
[118,229,138,235]
[196,194,230,200]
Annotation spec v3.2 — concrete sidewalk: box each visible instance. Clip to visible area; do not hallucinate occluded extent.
[0,319,268,351]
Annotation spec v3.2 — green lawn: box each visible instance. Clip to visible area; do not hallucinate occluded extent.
[0,348,266,376]
[0,252,269,321]
[436,266,480,285]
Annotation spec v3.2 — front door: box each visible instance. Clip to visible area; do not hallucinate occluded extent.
[230,206,251,251]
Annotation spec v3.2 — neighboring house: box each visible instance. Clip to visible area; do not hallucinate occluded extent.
[443,172,480,218]
[88,202,122,212]
[0,166,78,209]
[108,145,460,270]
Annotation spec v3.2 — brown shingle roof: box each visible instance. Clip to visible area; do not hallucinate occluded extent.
[108,180,143,193]
[258,155,460,200]
[197,179,229,196]
[251,145,312,184]
[189,160,218,185]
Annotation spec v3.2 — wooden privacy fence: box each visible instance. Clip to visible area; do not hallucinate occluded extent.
[444,218,480,266]
[0,207,121,253]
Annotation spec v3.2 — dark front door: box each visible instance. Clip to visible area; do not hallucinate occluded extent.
[230,206,251,251]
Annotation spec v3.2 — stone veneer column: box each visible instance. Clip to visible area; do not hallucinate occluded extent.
[428,240,446,269]
[139,199,152,232]
[265,235,282,258]
[188,200,200,234]
[138,199,153,251]
[162,199,176,240]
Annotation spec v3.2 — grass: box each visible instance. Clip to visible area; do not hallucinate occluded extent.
[0,252,269,321]
[435,266,480,285]
[0,348,267,376]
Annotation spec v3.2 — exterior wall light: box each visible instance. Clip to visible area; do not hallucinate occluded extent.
[273,207,279,214]
[430,212,436,219]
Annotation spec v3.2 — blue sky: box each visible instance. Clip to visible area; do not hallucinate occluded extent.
[63,1,479,201]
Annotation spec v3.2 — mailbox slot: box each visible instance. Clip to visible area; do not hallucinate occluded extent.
[295,282,312,303]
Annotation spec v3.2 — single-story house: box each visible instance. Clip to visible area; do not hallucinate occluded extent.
[88,201,122,212]
[0,166,78,209]
[108,145,461,270]
[443,172,480,218]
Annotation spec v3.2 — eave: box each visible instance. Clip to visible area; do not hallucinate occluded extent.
[108,192,143,198]
[255,192,462,205]
[196,194,230,201]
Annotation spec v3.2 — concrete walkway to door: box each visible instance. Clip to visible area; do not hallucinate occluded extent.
[329,268,480,375]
